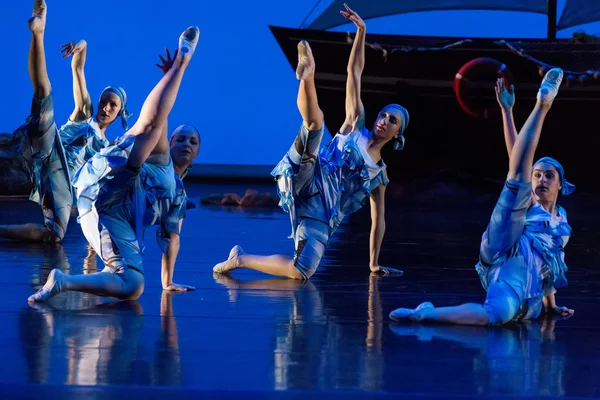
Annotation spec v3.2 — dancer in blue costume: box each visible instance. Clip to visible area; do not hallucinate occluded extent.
[0,0,130,243]
[389,69,575,325]
[28,27,200,302]
[213,4,407,279]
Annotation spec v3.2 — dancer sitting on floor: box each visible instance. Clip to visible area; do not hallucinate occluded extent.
[0,0,130,243]
[28,26,200,302]
[213,4,407,279]
[389,69,575,325]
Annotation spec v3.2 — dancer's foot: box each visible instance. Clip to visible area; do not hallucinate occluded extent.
[537,68,563,106]
[177,26,200,66]
[28,0,47,34]
[28,268,65,302]
[389,301,434,322]
[213,245,244,274]
[296,40,315,80]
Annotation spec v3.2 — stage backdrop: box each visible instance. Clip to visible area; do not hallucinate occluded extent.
[1,0,597,176]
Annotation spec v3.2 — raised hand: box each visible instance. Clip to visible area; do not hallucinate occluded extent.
[495,77,515,111]
[60,40,87,58]
[156,47,178,75]
[340,3,365,30]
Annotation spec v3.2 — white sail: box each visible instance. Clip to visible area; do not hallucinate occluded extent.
[308,0,548,30]
[558,0,600,30]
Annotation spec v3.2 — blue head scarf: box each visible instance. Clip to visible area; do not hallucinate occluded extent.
[534,156,576,196]
[382,104,410,151]
[100,86,132,130]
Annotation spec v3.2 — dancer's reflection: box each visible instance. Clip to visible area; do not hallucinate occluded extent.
[83,244,97,274]
[389,317,566,396]
[20,300,145,385]
[213,274,324,390]
[213,274,387,392]
[0,241,72,288]
[153,291,182,385]
[361,273,384,391]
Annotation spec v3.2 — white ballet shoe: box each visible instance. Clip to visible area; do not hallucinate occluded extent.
[296,40,315,81]
[537,68,563,104]
[28,0,47,33]
[178,26,200,62]
[389,301,434,322]
[213,245,244,274]
[28,269,65,302]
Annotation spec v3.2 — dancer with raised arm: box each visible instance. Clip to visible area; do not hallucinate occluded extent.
[0,0,130,243]
[28,26,200,302]
[389,69,575,325]
[213,4,408,279]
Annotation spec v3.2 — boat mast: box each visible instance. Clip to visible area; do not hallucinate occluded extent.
[548,0,557,40]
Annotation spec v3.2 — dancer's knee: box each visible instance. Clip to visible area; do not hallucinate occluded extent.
[483,281,521,325]
[27,93,55,136]
[292,218,329,280]
[33,85,52,105]
[300,121,324,137]
[117,268,145,300]
[303,115,323,132]
[292,242,322,280]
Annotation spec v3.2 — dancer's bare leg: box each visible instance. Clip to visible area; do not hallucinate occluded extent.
[407,303,491,326]
[0,224,58,242]
[28,268,144,302]
[28,0,51,100]
[126,27,199,169]
[213,41,324,280]
[214,246,302,279]
[296,41,323,131]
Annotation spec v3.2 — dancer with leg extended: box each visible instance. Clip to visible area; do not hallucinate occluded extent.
[389,69,575,325]
[0,0,130,243]
[214,4,408,279]
[28,26,200,302]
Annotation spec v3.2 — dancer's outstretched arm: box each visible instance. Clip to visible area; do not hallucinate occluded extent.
[495,78,517,156]
[338,3,366,134]
[161,220,194,292]
[368,182,401,275]
[61,40,93,122]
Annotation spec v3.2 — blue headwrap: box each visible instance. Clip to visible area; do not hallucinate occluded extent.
[534,156,576,196]
[100,86,132,130]
[383,104,410,151]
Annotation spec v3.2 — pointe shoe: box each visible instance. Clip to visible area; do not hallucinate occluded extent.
[389,301,434,322]
[178,26,200,63]
[213,245,244,274]
[28,268,65,302]
[28,0,47,33]
[537,68,563,104]
[295,40,315,81]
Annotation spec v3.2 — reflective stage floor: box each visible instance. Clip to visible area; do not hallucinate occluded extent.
[1,182,599,399]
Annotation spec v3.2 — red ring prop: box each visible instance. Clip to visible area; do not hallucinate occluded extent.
[454,57,514,119]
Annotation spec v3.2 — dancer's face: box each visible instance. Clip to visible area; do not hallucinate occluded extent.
[170,126,200,167]
[373,106,402,142]
[96,92,122,126]
[532,162,561,203]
